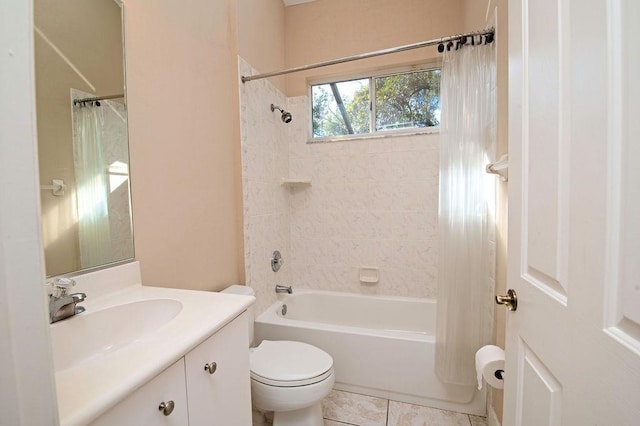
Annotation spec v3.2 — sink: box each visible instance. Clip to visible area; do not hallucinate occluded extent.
[51,299,183,372]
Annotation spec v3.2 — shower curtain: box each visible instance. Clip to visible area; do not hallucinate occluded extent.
[73,104,112,268]
[435,41,496,386]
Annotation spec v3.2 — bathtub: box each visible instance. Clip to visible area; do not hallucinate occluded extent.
[254,289,485,416]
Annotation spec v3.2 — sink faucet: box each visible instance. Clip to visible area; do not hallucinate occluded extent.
[49,277,87,324]
[275,284,292,294]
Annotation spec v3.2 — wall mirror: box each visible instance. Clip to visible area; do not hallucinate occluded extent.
[35,0,134,277]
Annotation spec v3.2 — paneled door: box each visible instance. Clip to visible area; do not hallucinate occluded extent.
[504,0,640,424]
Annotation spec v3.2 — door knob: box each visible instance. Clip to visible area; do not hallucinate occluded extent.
[495,289,517,311]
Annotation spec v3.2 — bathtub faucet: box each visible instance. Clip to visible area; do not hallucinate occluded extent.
[275,284,293,294]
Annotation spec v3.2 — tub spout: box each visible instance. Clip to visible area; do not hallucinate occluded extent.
[275,284,292,294]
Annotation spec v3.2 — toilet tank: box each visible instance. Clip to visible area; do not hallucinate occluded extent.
[221,285,255,346]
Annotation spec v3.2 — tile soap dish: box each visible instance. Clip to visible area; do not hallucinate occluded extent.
[359,267,379,284]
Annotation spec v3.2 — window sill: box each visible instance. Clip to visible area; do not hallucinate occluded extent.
[307,127,440,144]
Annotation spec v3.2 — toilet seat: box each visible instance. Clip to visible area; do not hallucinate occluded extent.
[250,340,333,387]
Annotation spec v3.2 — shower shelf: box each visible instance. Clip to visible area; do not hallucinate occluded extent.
[280,178,312,187]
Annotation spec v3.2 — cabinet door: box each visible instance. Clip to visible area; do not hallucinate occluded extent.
[91,359,188,426]
[185,312,252,426]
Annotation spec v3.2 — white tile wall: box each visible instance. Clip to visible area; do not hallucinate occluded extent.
[240,70,444,308]
[238,57,291,316]
[287,96,440,298]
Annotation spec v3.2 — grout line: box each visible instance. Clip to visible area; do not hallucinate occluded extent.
[326,389,487,426]
[385,398,390,426]
[324,419,360,426]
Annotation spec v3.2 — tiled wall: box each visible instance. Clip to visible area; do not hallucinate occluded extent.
[101,99,134,263]
[287,97,440,299]
[240,65,442,313]
[238,57,291,316]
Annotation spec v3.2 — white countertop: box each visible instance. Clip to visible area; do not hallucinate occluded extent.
[53,282,254,426]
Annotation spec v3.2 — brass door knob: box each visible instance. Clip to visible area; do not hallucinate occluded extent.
[495,289,517,311]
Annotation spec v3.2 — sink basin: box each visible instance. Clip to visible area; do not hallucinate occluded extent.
[51,299,183,372]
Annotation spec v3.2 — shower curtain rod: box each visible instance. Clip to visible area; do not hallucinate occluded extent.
[241,27,494,83]
[73,93,124,106]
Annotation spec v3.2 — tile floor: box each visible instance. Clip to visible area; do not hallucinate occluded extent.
[253,389,487,426]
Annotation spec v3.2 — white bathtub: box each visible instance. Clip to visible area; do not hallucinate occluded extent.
[255,289,485,416]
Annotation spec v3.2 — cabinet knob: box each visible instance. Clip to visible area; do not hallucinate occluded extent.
[204,361,217,375]
[158,400,175,416]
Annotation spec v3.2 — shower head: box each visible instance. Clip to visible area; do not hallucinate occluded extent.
[271,104,293,124]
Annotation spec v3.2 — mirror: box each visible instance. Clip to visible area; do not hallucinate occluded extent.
[34,0,134,277]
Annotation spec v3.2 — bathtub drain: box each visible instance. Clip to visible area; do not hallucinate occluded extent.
[281,304,287,316]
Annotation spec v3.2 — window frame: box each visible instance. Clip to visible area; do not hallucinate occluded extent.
[308,61,442,143]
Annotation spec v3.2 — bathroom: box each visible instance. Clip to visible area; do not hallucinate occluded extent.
[2,0,640,425]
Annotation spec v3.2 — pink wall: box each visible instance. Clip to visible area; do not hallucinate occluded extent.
[284,0,465,96]
[237,0,286,92]
[125,0,244,290]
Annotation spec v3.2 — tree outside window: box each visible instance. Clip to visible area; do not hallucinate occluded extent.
[312,68,440,139]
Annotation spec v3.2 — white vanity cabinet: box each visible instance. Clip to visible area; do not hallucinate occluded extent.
[185,311,252,425]
[89,313,251,426]
[91,359,189,426]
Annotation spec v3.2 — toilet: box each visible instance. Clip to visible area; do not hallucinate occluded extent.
[222,285,335,426]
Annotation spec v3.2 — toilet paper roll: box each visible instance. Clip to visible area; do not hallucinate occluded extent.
[475,345,505,390]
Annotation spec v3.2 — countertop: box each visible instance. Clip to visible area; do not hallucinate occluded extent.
[53,283,254,426]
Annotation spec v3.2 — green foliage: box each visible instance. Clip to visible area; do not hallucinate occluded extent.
[312,89,331,137]
[375,70,440,129]
[312,69,440,138]
[312,81,370,137]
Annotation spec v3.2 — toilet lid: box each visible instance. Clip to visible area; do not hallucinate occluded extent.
[250,340,333,386]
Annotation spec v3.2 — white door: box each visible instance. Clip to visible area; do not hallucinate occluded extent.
[504,0,640,424]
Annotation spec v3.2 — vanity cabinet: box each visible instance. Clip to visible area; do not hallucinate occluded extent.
[91,359,189,426]
[185,311,251,425]
[90,312,251,426]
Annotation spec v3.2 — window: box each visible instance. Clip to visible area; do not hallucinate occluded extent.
[311,68,440,139]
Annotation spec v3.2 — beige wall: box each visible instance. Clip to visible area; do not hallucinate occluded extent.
[125,0,244,291]
[462,0,508,422]
[284,0,465,96]
[34,0,124,276]
[237,0,286,92]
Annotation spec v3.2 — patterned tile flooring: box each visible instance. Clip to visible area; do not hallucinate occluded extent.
[253,389,488,426]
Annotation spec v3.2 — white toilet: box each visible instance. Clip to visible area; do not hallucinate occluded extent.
[222,285,335,426]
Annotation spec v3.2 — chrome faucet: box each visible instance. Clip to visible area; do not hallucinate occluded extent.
[275,284,292,294]
[49,278,86,324]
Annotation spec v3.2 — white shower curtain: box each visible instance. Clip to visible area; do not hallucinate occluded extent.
[73,104,112,268]
[435,42,496,386]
